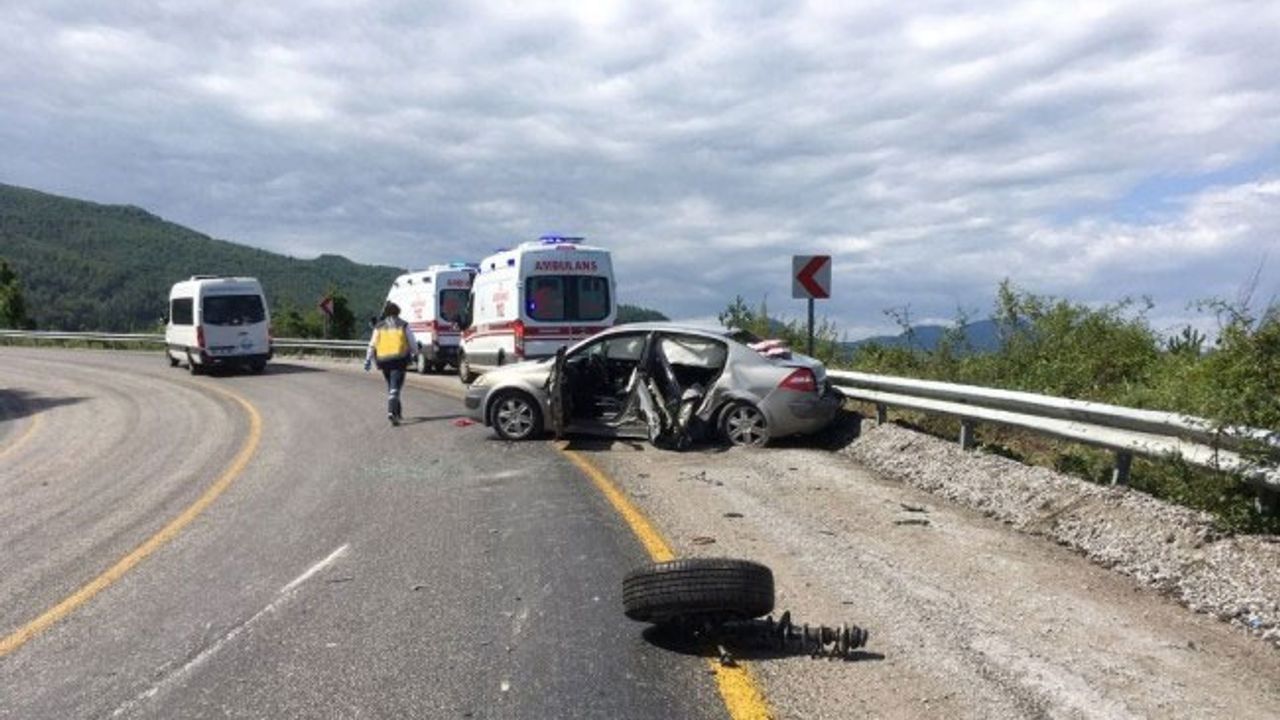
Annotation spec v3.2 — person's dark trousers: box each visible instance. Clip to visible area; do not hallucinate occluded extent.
[380,360,408,418]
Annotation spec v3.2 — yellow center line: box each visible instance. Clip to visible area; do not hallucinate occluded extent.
[560,448,775,720]
[0,412,44,462]
[0,384,262,658]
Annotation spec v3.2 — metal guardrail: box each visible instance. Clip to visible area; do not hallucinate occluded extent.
[827,370,1280,501]
[0,329,366,353]
[6,328,1274,503]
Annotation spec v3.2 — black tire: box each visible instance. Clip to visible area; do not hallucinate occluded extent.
[459,352,477,384]
[167,351,179,368]
[623,558,774,624]
[250,360,267,374]
[186,354,203,375]
[719,402,769,447]
[489,391,543,441]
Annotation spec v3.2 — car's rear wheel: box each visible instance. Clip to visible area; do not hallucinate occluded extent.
[623,558,774,624]
[415,352,429,374]
[186,353,203,375]
[491,391,542,441]
[720,402,769,447]
[167,351,179,368]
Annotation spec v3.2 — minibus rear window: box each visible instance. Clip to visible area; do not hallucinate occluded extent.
[202,294,266,326]
[526,275,610,322]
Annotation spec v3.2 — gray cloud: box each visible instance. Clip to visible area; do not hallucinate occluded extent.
[2,0,1278,337]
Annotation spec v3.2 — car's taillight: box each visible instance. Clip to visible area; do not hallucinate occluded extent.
[512,319,525,358]
[778,368,817,392]
[196,325,205,349]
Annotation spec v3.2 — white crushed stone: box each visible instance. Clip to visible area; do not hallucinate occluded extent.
[843,420,1280,650]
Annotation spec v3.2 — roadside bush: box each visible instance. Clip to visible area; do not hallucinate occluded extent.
[831,280,1280,533]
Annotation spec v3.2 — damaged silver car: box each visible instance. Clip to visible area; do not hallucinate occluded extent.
[463,323,843,447]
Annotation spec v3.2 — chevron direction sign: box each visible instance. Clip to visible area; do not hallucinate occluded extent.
[792,255,831,299]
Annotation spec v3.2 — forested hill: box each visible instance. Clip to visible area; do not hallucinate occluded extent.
[0,183,406,331]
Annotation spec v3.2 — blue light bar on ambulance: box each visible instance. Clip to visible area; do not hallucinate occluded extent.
[539,234,584,245]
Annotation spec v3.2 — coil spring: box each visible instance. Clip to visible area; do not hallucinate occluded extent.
[715,611,869,660]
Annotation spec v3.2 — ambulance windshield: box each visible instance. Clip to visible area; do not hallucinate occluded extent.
[526,276,610,322]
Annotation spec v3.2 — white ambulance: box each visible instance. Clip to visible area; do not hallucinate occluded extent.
[459,236,615,383]
[165,276,272,374]
[384,262,478,373]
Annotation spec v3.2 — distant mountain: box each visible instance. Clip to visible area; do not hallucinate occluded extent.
[847,319,1003,353]
[0,183,668,334]
[0,183,406,333]
[617,304,669,323]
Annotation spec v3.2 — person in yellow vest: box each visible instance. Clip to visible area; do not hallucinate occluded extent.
[364,301,418,425]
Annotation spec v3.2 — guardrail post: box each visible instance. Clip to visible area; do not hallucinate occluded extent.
[875,403,888,425]
[959,419,977,450]
[1257,489,1278,516]
[1111,451,1132,486]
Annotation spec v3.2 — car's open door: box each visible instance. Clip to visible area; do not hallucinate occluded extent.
[547,346,569,438]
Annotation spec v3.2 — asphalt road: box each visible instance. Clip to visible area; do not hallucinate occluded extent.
[0,348,723,719]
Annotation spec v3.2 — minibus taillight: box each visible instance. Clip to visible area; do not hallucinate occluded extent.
[512,320,525,358]
[778,368,817,392]
[196,325,206,349]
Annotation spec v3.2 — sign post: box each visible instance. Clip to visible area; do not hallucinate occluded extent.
[318,295,335,339]
[792,255,831,356]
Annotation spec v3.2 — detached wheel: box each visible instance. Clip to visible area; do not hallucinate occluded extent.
[490,391,542,441]
[720,402,769,447]
[623,558,774,624]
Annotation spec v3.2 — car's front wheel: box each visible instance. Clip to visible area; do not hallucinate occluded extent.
[459,352,477,384]
[490,391,543,441]
[720,402,769,447]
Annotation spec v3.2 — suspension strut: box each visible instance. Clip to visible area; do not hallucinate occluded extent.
[701,611,869,661]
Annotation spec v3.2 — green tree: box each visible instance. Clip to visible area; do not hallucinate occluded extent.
[0,258,31,329]
[327,289,357,339]
[718,294,842,363]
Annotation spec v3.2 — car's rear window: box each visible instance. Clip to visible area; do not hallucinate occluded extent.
[202,294,266,326]
[660,335,727,368]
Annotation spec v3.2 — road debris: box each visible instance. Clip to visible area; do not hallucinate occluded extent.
[893,518,931,527]
[622,557,872,662]
[691,536,717,545]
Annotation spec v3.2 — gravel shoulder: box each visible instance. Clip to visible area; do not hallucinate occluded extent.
[576,417,1280,720]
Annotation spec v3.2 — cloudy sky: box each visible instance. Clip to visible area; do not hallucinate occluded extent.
[3,0,1278,338]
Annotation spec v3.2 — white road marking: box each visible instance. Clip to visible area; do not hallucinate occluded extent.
[282,544,350,593]
[108,544,350,718]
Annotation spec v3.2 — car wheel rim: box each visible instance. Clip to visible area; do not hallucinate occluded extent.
[496,398,533,438]
[726,406,766,446]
